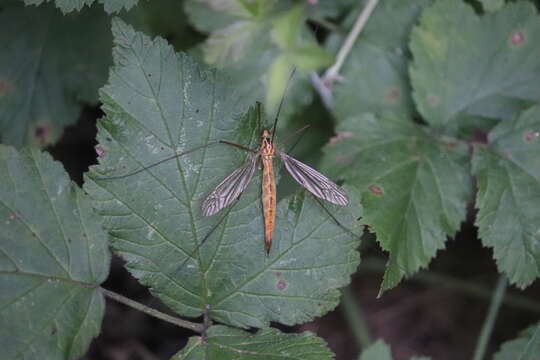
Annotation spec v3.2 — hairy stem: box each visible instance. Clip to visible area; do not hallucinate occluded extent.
[100,287,204,333]
[472,276,508,360]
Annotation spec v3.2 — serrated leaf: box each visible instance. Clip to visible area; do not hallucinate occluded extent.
[21,0,137,13]
[85,19,361,328]
[172,325,333,359]
[410,0,540,126]
[0,3,111,147]
[359,340,392,360]
[0,145,110,360]
[322,113,472,293]
[494,322,540,360]
[331,0,431,120]
[472,105,540,288]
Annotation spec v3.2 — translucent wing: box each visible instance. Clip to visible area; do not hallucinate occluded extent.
[279,151,349,206]
[201,154,259,216]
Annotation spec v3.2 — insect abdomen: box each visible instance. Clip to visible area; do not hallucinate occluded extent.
[261,156,276,254]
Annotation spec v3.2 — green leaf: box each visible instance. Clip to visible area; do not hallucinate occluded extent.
[267,55,294,111]
[359,340,392,360]
[0,145,110,360]
[185,0,319,120]
[410,0,540,126]
[285,43,333,71]
[356,339,431,360]
[331,0,431,120]
[494,322,540,360]
[322,113,472,293]
[184,0,240,33]
[271,4,304,50]
[203,20,261,67]
[85,19,361,328]
[172,325,333,359]
[472,105,540,288]
[480,0,504,13]
[0,3,111,147]
[21,0,137,13]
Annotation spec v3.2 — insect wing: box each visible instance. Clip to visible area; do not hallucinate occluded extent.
[279,152,349,206]
[201,155,259,216]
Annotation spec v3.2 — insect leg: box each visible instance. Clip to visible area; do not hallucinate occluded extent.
[93,140,257,181]
[173,195,242,274]
[312,196,360,240]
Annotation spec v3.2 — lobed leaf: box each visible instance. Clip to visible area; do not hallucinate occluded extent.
[85,20,361,328]
[322,113,472,293]
[472,105,540,288]
[21,0,138,13]
[410,0,540,126]
[172,325,333,360]
[0,3,111,147]
[0,145,110,360]
[330,0,431,120]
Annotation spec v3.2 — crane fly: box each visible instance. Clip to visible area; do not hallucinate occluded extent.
[200,113,349,253]
[97,102,349,254]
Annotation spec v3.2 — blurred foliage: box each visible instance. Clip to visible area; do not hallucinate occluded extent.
[1,0,540,358]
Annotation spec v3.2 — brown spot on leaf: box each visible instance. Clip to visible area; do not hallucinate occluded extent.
[8,214,16,220]
[95,145,105,158]
[276,279,287,291]
[275,271,282,277]
[427,95,439,106]
[385,88,400,104]
[510,31,525,45]
[329,131,354,145]
[0,79,11,97]
[523,130,539,142]
[34,125,50,145]
[368,185,384,196]
[335,155,352,165]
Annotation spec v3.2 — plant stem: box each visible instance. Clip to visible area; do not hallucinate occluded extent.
[322,0,380,84]
[472,276,508,360]
[100,287,204,333]
[341,287,371,351]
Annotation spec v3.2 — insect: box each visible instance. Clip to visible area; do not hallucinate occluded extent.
[97,102,349,254]
[197,102,348,253]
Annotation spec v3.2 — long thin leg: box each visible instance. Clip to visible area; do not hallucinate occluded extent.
[94,140,257,181]
[173,196,242,275]
[312,196,360,240]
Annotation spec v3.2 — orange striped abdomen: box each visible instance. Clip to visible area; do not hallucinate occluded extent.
[261,155,276,254]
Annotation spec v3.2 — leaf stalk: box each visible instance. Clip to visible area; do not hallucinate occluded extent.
[100,287,205,333]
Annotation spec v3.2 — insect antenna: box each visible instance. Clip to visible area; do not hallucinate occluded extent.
[271,67,297,142]
[93,140,256,181]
